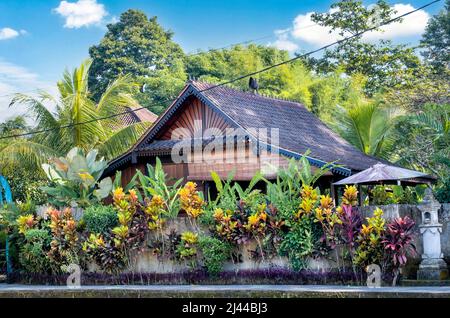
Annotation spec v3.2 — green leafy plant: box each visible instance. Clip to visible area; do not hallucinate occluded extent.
[41,147,112,208]
[198,235,231,276]
[266,153,334,224]
[370,185,394,205]
[179,181,205,231]
[19,228,51,274]
[434,176,450,203]
[279,216,315,271]
[136,158,183,219]
[83,205,118,235]
[176,231,198,269]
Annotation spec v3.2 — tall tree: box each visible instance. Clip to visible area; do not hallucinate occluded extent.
[391,103,449,201]
[309,0,421,95]
[3,59,149,170]
[420,0,450,74]
[88,9,186,113]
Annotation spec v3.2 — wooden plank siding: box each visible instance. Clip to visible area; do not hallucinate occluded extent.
[160,97,230,140]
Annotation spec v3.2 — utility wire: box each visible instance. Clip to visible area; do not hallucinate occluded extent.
[198,0,441,92]
[186,24,317,56]
[0,0,441,141]
[0,25,317,99]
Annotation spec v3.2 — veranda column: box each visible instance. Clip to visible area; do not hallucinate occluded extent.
[417,188,448,280]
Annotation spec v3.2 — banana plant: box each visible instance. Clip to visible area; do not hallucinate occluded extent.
[135,157,183,219]
[41,147,112,208]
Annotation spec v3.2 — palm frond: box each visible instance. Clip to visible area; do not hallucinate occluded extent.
[9,93,59,131]
[96,74,140,115]
[0,140,59,170]
[98,122,151,159]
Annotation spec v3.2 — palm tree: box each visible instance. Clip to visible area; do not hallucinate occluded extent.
[332,102,400,158]
[410,103,449,178]
[1,59,150,170]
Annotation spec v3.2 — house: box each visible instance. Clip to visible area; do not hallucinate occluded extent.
[103,80,384,194]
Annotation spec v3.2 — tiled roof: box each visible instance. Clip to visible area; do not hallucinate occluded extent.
[108,106,158,130]
[191,81,383,172]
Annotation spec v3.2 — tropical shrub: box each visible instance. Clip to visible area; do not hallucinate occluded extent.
[19,228,51,274]
[314,194,342,248]
[260,204,286,259]
[136,158,183,219]
[4,170,48,205]
[83,205,118,235]
[279,217,316,271]
[16,214,36,235]
[382,216,416,269]
[371,185,394,205]
[198,235,231,276]
[212,207,245,245]
[353,208,386,268]
[46,207,80,273]
[41,147,112,208]
[179,181,204,230]
[266,154,334,224]
[111,188,148,259]
[279,185,319,270]
[82,233,126,274]
[176,231,198,269]
[243,203,268,260]
[337,186,362,255]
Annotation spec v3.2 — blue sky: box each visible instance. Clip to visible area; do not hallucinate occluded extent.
[0,0,444,120]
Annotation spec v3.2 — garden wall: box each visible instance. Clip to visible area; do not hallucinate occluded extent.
[127,204,450,278]
[127,216,339,274]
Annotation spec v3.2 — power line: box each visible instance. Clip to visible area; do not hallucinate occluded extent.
[0,0,441,141]
[0,24,317,99]
[199,0,441,92]
[186,24,317,56]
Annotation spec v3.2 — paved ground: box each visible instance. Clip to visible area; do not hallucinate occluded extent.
[1,284,450,298]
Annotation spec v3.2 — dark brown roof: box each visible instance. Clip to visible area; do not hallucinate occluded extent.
[108,106,158,130]
[190,81,382,172]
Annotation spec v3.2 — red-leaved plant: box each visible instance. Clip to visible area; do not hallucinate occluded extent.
[382,216,416,267]
[338,204,363,253]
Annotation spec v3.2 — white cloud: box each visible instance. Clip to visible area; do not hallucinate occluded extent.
[363,4,430,41]
[292,12,341,46]
[0,60,57,122]
[54,0,107,29]
[290,3,430,47]
[0,28,26,40]
[271,29,299,52]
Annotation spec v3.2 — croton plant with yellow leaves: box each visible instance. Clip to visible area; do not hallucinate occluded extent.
[353,208,386,268]
[179,182,204,219]
[46,207,80,271]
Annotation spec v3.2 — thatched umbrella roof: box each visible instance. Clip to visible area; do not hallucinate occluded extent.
[333,163,435,186]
